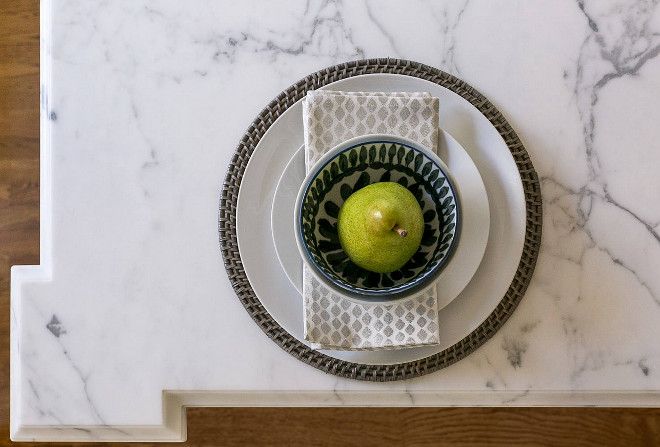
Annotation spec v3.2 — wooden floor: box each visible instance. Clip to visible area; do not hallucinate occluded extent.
[1,1,660,445]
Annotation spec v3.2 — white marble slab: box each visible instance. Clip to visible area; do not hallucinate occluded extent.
[11,0,660,441]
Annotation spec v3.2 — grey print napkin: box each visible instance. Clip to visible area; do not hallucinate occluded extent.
[302,90,441,351]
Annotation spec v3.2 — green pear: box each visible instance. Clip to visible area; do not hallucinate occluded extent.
[337,182,424,273]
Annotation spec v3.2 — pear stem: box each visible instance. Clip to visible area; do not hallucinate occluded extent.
[392,225,407,238]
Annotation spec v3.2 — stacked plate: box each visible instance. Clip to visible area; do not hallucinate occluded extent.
[224,61,540,377]
[277,133,488,308]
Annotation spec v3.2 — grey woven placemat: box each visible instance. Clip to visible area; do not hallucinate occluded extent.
[219,58,542,382]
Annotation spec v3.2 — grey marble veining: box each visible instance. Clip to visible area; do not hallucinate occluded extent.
[11,0,660,441]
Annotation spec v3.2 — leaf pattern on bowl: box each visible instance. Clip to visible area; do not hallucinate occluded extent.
[301,142,459,294]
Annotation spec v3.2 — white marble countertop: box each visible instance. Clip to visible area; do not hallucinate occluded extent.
[11,0,660,441]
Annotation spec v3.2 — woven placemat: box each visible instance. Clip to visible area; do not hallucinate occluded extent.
[219,58,542,381]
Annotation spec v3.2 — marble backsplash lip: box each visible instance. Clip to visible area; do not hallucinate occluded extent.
[11,0,660,441]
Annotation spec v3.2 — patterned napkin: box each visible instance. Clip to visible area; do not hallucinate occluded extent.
[302,90,441,351]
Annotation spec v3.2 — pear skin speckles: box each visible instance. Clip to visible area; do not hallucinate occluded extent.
[337,182,424,273]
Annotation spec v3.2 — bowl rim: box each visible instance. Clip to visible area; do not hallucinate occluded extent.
[294,133,462,300]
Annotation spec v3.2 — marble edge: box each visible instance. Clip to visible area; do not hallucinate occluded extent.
[11,391,660,441]
[10,0,55,438]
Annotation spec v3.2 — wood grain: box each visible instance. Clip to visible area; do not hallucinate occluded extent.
[1,1,660,446]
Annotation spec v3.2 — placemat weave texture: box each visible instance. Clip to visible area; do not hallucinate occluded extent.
[219,58,542,381]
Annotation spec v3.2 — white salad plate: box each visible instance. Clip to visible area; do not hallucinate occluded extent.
[271,127,490,311]
[236,73,526,365]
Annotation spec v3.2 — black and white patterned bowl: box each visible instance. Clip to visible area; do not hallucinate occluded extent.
[294,134,461,297]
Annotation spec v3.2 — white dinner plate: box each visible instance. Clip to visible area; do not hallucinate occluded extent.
[271,128,490,311]
[236,73,526,365]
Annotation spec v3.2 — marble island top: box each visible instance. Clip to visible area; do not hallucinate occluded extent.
[11,0,660,441]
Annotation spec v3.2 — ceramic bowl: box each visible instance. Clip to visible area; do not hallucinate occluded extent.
[294,134,461,297]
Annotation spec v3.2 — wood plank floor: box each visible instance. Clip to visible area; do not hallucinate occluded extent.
[1,1,659,445]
